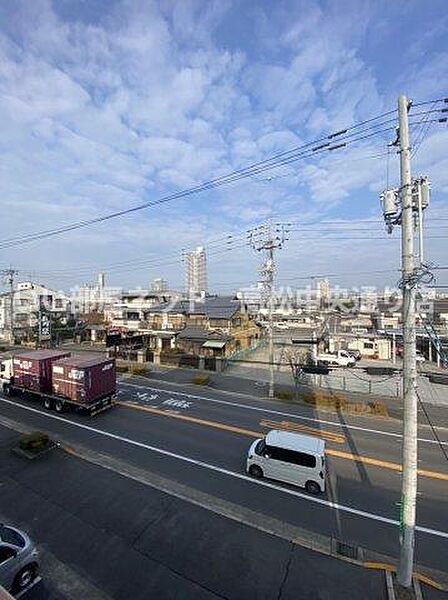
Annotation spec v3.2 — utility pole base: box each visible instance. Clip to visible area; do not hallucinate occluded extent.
[389,572,419,600]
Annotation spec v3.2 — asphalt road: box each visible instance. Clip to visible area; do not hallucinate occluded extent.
[0,377,447,578]
[0,425,388,600]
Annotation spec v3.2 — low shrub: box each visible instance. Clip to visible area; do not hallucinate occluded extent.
[368,401,389,417]
[116,365,128,373]
[129,365,147,376]
[19,431,49,454]
[192,374,210,386]
[303,390,348,411]
[274,390,294,401]
[347,402,369,415]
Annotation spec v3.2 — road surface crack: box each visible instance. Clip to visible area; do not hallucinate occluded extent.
[277,542,294,600]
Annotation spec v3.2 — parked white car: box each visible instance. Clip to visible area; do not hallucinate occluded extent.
[315,350,356,367]
[247,430,326,494]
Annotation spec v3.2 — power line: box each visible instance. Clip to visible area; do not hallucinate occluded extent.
[0,107,419,250]
[0,114,441,252]
[416,389,448,463]
[411,97,448,107]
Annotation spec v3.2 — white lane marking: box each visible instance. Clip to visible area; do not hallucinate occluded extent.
[162,398,192,409]
[1,397,447,540]
[119,382,448,447]
[15,576,42,598]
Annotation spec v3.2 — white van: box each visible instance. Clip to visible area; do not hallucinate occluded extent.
[246,430,326,494]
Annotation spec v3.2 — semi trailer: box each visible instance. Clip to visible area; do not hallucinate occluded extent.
[0,350,115,416]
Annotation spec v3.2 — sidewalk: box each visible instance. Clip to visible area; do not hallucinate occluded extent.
[132,365,448,426]
[0,423,394,600]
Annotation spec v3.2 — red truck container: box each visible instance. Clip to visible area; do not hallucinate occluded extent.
[13,350,71,393]
[52,355,116,405]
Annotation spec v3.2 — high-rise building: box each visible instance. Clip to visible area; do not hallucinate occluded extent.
[185,246,207,298]
[98,272,105,290]
[317,279,330,307]
[151,278,168,293]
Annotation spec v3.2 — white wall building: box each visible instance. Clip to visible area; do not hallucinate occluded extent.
[0,281,70,341]
[74,273,121,314]
[186,246,207,298]
[151,278,168,293]
[317,279,330,305]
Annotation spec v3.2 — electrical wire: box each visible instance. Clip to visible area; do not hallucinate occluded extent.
[411,100,440,158]
[416,389,448,462]
[0,109,404,249]
[412,97,448,107]
[0,115,442,251]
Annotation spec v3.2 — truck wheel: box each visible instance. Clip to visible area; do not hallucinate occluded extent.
[3,385,11,397]
[43,397,52,410]
[54,399,65,413]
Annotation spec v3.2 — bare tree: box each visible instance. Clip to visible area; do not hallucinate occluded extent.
[283,347,310,400]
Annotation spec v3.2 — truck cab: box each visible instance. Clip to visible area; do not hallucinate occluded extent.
[0,359,13,386]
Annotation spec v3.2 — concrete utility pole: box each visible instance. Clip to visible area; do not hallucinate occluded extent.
[397,94,418,589]
[249,222,289,399]
[2,268,18,343]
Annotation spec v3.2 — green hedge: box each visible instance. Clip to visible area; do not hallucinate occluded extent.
[19,431,49,454]
[192,374,210,386]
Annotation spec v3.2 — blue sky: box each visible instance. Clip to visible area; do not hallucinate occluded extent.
[0,0,447,293]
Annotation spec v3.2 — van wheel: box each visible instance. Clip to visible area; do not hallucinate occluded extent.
[249,465,263,479]
[13,564,36,592]
[54,400,64,413]
[305,480,321,495]
[43,397,52,410]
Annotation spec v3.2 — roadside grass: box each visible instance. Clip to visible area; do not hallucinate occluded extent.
[192,374,210,386]
[274,388,389,417]
[116,363,147,376]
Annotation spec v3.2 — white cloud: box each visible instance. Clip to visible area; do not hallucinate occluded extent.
[0,0,446,292]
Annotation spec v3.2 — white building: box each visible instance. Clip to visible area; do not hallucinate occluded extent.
[74,273,121,314]
[185,246,207,298]
[151,278,168,293]
[317,279,330,305]
[0,281,70,341]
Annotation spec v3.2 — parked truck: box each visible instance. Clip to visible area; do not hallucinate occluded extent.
[0,350,115,416]
[315,350,356,367]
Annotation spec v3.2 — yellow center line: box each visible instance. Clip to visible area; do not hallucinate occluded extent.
[117,401,448,482]
[117,401,261,438]
[260,419,345,444]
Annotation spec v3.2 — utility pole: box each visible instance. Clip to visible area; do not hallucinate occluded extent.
[249,222,289,399]
[381,97,434,587]
[397,94,418,588]
[2,268,18,344]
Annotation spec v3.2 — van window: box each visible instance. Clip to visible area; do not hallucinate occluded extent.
[254,439,266,456]
[268,446,316,468]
